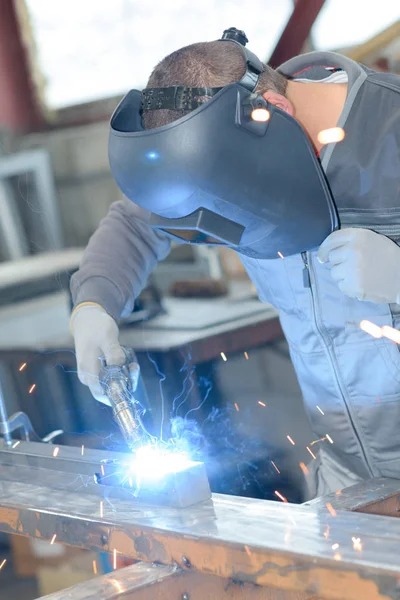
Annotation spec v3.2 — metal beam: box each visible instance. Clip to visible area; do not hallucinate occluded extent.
[268,0,326,69]
[0,0,44,132]
[36,562,316,600]
[1,471,400,599]
[304,477,400,517]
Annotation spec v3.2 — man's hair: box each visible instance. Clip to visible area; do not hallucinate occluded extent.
[142,41,287,130]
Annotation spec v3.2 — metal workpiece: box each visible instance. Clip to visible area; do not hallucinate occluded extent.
[304,477,400,517]
[2,476,400,599]
[35,561,313,600]
[38,563,180,600]
[99,348,150,449]
[0,440,211,508]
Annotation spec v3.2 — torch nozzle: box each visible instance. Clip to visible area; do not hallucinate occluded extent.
[99,348,149,449]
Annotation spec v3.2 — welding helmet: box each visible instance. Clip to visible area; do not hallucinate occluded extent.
[109,27,338,259]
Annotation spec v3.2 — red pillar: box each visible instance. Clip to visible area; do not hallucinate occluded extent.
[268,0,326,68]
[0,0,44,132]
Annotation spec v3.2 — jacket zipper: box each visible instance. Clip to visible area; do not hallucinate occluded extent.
[301,251,374,475]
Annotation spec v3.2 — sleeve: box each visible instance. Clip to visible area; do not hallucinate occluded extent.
[70,198,171,320]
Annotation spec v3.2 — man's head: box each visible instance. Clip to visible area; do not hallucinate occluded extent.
[108,31,338,260]
[143,40,290,130]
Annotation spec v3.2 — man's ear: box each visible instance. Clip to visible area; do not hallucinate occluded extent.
[262,90,294,116]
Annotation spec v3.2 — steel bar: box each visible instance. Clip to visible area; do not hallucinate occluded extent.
[36,562,314,600]
[268,0,326,68]
[0,440,211,508]
[37,563,180,600]
[304,477,400,517]
[1,473,400,599]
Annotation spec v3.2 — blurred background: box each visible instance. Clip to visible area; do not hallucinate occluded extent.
[0,0,399,597]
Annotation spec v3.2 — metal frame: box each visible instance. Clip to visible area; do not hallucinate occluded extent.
[1,464,400,599]
[0,148,63,260]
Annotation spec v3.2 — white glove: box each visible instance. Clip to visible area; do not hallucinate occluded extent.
[70,304,126,404]
[317,228,400,304]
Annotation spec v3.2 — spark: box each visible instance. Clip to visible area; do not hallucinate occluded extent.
[244,545,252,556]
[310,437,326,446]
[220,352,227,362]
[306,446,317,459]
[333,553,342,561]
[277,251,284,259]
[100,501,104,518]
[335,489,342,496]
[81,445,84,456]
[244,352,249,360]
[326,434,334,444]
[12,441,20,449]
[323,525,330,539]
[52,447,59,457]
[352,536,363,551]
[113,548,117,570]
[19,363,27,372]
[271,461,280,474]
[326,503,337,517]
[360,320,383,339]
[299,462,309,475]
[101,464,105,477]
[316,405,325,415]
[0,559,6,571]
[332,543,339,550]
[274,490,288,503]
[317,127,345,145]
[286,435,295,446]
[50,534,57,545]
[381,325,400,344]
[234,403,239,411]
[92,560,97,574]
[28,384,36,394]
[258,401,266,407]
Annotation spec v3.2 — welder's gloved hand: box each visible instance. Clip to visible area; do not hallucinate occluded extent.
[70,304,125,405]
[317,228,400,304]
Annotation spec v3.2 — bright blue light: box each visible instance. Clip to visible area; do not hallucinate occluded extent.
[145,151,159,161]
[127,444,193,482]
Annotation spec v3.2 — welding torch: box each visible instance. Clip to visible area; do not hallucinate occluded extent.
[99,347,150,450]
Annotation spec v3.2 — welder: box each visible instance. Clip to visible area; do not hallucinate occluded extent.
[70,27,400,498]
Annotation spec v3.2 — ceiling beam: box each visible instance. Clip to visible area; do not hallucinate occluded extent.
[268,0,326,68]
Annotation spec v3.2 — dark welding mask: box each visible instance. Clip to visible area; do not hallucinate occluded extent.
[108,27,338,259]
